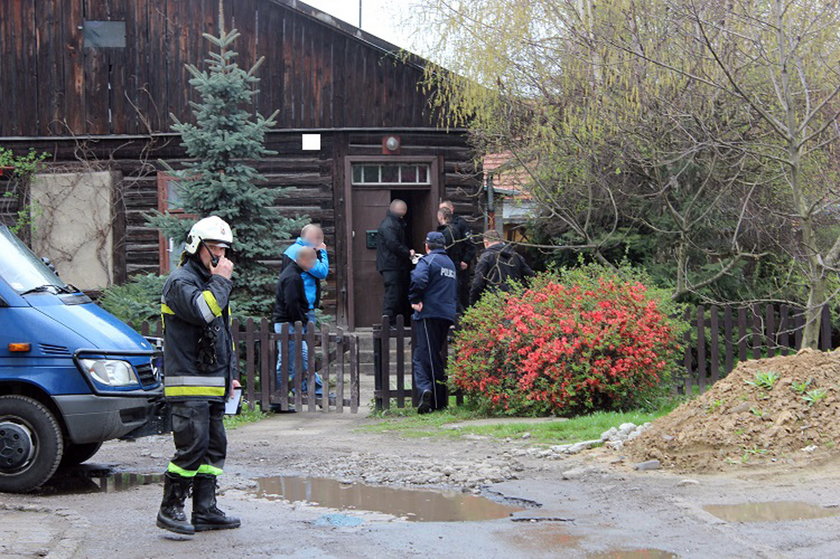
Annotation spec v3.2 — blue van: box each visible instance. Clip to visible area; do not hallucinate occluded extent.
[0,225,166,492]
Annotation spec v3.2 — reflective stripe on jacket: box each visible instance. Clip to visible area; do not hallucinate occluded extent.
[161,258,235,401]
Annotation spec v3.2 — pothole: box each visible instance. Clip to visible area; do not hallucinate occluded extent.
[704,501,840,522]
[253,475,524,521]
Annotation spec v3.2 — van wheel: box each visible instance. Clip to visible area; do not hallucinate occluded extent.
[0,395,64,493]
[60,441,103,467]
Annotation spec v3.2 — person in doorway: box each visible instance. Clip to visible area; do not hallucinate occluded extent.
[157,216,241,535]
[409,231,458,414]
[280,223,329,326]
[376,199,415,323]
[439,200,476,310]
[273,247,324,400]
[469,229,534,305]
[436,206,467,313]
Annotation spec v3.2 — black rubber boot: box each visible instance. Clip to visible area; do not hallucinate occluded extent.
[417,390,433,414]
[156,472,195,535]
[192,474,241,531]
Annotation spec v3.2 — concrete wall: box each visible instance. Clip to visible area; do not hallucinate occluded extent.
[30,171,116,290]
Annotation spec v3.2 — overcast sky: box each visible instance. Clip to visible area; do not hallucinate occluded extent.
[301,0,421,52]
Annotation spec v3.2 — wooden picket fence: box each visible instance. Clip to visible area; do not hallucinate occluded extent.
[138,319,360,413]
[372,314,461,411]
[677,304,833,395]
[372,304,835,409]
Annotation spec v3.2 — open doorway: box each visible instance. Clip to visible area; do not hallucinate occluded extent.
[391,189,434,255]
[344,156,441,329]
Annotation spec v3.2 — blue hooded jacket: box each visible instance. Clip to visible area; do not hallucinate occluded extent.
[409,249,458,322]
[281,238,329,311]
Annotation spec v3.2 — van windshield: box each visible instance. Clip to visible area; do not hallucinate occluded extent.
[0,227,69,295]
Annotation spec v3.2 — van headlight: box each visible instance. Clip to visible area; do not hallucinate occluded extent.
[79,359,138,387]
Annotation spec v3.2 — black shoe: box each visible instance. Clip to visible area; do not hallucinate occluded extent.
[191,474,241,531]
[157,472,195,535]
[417,390,433,414]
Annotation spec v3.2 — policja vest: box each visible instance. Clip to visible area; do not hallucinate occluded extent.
[160,258,236,401]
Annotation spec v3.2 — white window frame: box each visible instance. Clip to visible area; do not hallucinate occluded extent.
[350,162,432,186]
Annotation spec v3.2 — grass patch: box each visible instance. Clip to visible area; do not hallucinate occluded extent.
[361,398,682,445]
[223,406,270,430]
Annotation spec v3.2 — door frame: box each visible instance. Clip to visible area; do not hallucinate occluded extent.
[343,155,442,329]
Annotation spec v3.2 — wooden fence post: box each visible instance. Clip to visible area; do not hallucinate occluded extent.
[395,314,406,408]
[280,323,290,412]
[337,328,345,413]
[709,305,720,384]
[380,315,391,411]
[320,326,331,411]
[293,322,303,411]
[306,322,317,413]
[259,318,270,412]
[245,318,256,411]
[696,306,706,392]
[350,334,360,414]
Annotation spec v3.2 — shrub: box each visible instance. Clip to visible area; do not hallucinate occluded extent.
[449,265,684,416]
[99,274,166,327]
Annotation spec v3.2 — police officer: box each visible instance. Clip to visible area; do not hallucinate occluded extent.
[157,216,241,535]
[409,231,458,414]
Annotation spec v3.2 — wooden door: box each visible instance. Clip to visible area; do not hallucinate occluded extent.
[351,189,391,327]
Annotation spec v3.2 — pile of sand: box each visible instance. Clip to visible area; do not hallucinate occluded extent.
[626,348,840,472]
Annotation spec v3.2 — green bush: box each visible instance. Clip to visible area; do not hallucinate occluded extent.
[99,274,166,326]
[449,264,686,416]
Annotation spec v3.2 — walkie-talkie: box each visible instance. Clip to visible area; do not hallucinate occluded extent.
[202,240,220,267]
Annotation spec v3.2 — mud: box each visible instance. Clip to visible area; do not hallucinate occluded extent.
[626,348,840,472]
[586,551,678,559]
[1,412,839,558]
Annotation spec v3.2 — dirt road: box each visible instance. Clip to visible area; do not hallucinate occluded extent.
[2,412,839,558]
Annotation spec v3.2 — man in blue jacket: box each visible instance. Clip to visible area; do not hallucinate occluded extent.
[274,224,328,402]
[409,231,458,414]
[279,224,329,325]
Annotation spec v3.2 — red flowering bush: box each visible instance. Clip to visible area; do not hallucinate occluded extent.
[449,265,684,416]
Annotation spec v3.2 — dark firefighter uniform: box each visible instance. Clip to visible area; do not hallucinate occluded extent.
[157,256,240,533]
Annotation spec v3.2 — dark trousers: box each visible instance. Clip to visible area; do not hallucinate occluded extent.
[381,269,409,321]
[456,267,470,313]
[169,400,227,476]
[412,318,451,410]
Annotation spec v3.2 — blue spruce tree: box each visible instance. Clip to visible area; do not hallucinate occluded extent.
[148,15,301,318]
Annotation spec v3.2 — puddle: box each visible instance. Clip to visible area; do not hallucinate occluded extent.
[704,501,840,523]
[254,475,523,521]
[37,466,163,495]
[587,551,678,559]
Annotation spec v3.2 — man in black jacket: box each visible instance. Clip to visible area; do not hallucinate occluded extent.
[273,247,322,397]
[376,199,415,322]
[469,230,535,305]
[158,216,240,535]
[440,200,477,310]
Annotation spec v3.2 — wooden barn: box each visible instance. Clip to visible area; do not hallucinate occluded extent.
[0,0,482,328]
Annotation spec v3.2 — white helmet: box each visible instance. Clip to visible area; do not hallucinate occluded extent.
[184,216,234,255]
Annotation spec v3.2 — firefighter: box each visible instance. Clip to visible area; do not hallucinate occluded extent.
[157,216,241,535]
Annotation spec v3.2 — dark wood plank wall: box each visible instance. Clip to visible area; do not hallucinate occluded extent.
[0,0,480,322]
[0,0,433,136]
